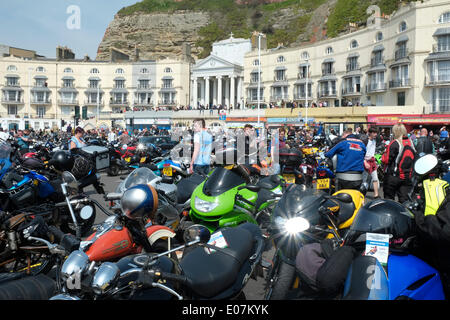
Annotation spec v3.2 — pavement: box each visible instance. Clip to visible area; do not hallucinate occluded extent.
[84,172,381,300]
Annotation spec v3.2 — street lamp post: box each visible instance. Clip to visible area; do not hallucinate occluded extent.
[257,33,263,127]
[305,59,309,127]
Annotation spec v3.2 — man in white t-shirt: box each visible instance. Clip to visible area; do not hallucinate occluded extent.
[108,129,117,143]
[0,128,10,142]
[363,127,380,199]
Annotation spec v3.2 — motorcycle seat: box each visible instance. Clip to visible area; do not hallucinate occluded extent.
[257,175,281,190]
[337,201,356,225]
[180,224,256,298]
[176,174,204,204]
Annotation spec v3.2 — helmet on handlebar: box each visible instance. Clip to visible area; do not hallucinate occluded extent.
[121,184,158,221]
[50,151,74,171]
[344,199,416,251]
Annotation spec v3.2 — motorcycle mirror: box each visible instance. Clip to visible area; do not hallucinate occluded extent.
[80,205,94,220]
[334,192,353,203]
[183,224,211,244]
[414,154,438,176]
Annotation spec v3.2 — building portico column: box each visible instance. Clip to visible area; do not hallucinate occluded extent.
[230,76,235,109]
[217,76,222,107]
[237,76,243,109]
[224,77,230,107]
[193,77,198,109]
[205,76,210,108]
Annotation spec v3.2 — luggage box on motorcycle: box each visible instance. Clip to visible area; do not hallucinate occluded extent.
[79,146,110,171]
[279,148,303,167]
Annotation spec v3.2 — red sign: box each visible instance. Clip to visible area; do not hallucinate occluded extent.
[368,114,450,125]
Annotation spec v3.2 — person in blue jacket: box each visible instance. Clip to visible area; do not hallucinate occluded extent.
[325,128,366,191]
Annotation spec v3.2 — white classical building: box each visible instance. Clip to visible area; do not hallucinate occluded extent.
[190,34,252,109]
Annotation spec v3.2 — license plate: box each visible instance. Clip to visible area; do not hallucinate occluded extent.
[317,178,330,190]
[163,167,173,176]
[140,157,146,163]
[224,165,234,170]
[125,157,131,163]
[283,174,296,184]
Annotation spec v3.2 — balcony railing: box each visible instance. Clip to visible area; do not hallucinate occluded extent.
[247,97,265,103]
[366,82,387,92]
[297,72,311,79]
[110,100,129,105]
[426,74,450,85]
[158,100,177,106]
[342,87,362,95]
[31,98,52,104]
[370,57,385,67]
[58,99,79,105]
[293,93,312,100]
[433,43,450,53]
[1,97,24,104]
[84,100,104,106]
[346,63,360,72]
[30,113,56,119]
[5,82,21,87]
[134,101,154,106]
[270,95,289,101]
[394,48,409,61]
[273,76,287,82]
[321,68,335,76]
[318,91,337,98]
[389,78,411,88]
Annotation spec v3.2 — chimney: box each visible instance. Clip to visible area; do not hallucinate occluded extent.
[251,31,267,51]
[56,46,75,61]
[83,54,91,62]
[133,45,140,62]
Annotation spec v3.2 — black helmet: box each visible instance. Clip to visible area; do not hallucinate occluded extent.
[71,155,92,179]
[344,199,416,251]
[50,151,74,171]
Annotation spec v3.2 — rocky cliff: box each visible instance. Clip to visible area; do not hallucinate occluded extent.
[96,0,408,61]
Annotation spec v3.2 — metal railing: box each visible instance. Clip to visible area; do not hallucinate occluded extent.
[346,63,360,72]
[158,100,177,105]
[31,98,52,104]
[366,82,387,92]
[58,99,78,105]
[370,57,385,67]
[342,87,362,95]
[425,74,450,85]
[433,43,450,53]
[389,78,411,88]
[270,95,289,101]
[318,91,337,98]
[1,97,24,104]
[394,48,408,61]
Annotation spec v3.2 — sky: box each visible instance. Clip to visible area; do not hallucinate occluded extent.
[0,0,139,59]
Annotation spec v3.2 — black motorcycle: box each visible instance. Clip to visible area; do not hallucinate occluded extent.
[50,223,265,300]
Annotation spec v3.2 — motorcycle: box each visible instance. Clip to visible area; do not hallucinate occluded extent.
[107,143,139,176]
[264,184,365,300]
[279,147,304,185]
[75,175,180,264]
[315,152,336,194]
[189,165,284,233]
[50,222,265,300]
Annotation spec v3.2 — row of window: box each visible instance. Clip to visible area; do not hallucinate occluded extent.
[5,66,173,74]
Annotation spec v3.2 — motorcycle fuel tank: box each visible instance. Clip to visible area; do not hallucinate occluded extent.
[85,227,136,262]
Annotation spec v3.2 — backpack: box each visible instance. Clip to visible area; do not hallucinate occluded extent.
[394,140,416,180]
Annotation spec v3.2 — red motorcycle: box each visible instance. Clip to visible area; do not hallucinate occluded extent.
[107,143,140,176]
[60,172,178,263]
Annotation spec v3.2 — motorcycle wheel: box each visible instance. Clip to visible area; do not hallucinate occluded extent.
[0,251,57,276]
[107,164,120,176]
[265,259,296,300]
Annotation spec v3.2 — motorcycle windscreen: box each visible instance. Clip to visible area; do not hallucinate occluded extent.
[343,255,389,300]
[122,167,159,190]
[272,185,327,225]
[202,167,245,197]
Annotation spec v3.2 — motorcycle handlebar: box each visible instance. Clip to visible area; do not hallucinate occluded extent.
[155,271,188,285]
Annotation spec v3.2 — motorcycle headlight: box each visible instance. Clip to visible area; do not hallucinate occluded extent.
[92,262,120,295]
[194,197,219,213]
[60,250,89,285]
[275,216,310,235]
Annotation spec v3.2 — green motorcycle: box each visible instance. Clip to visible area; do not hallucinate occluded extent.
[189,166,285,233]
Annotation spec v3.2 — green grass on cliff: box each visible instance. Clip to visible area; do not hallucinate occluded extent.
[116,0,411,58]
[326,0,418,38]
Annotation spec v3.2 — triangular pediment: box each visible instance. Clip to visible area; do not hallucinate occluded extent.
[193,54,239,71]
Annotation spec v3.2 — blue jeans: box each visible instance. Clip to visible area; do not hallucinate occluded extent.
[193,165,210,176]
